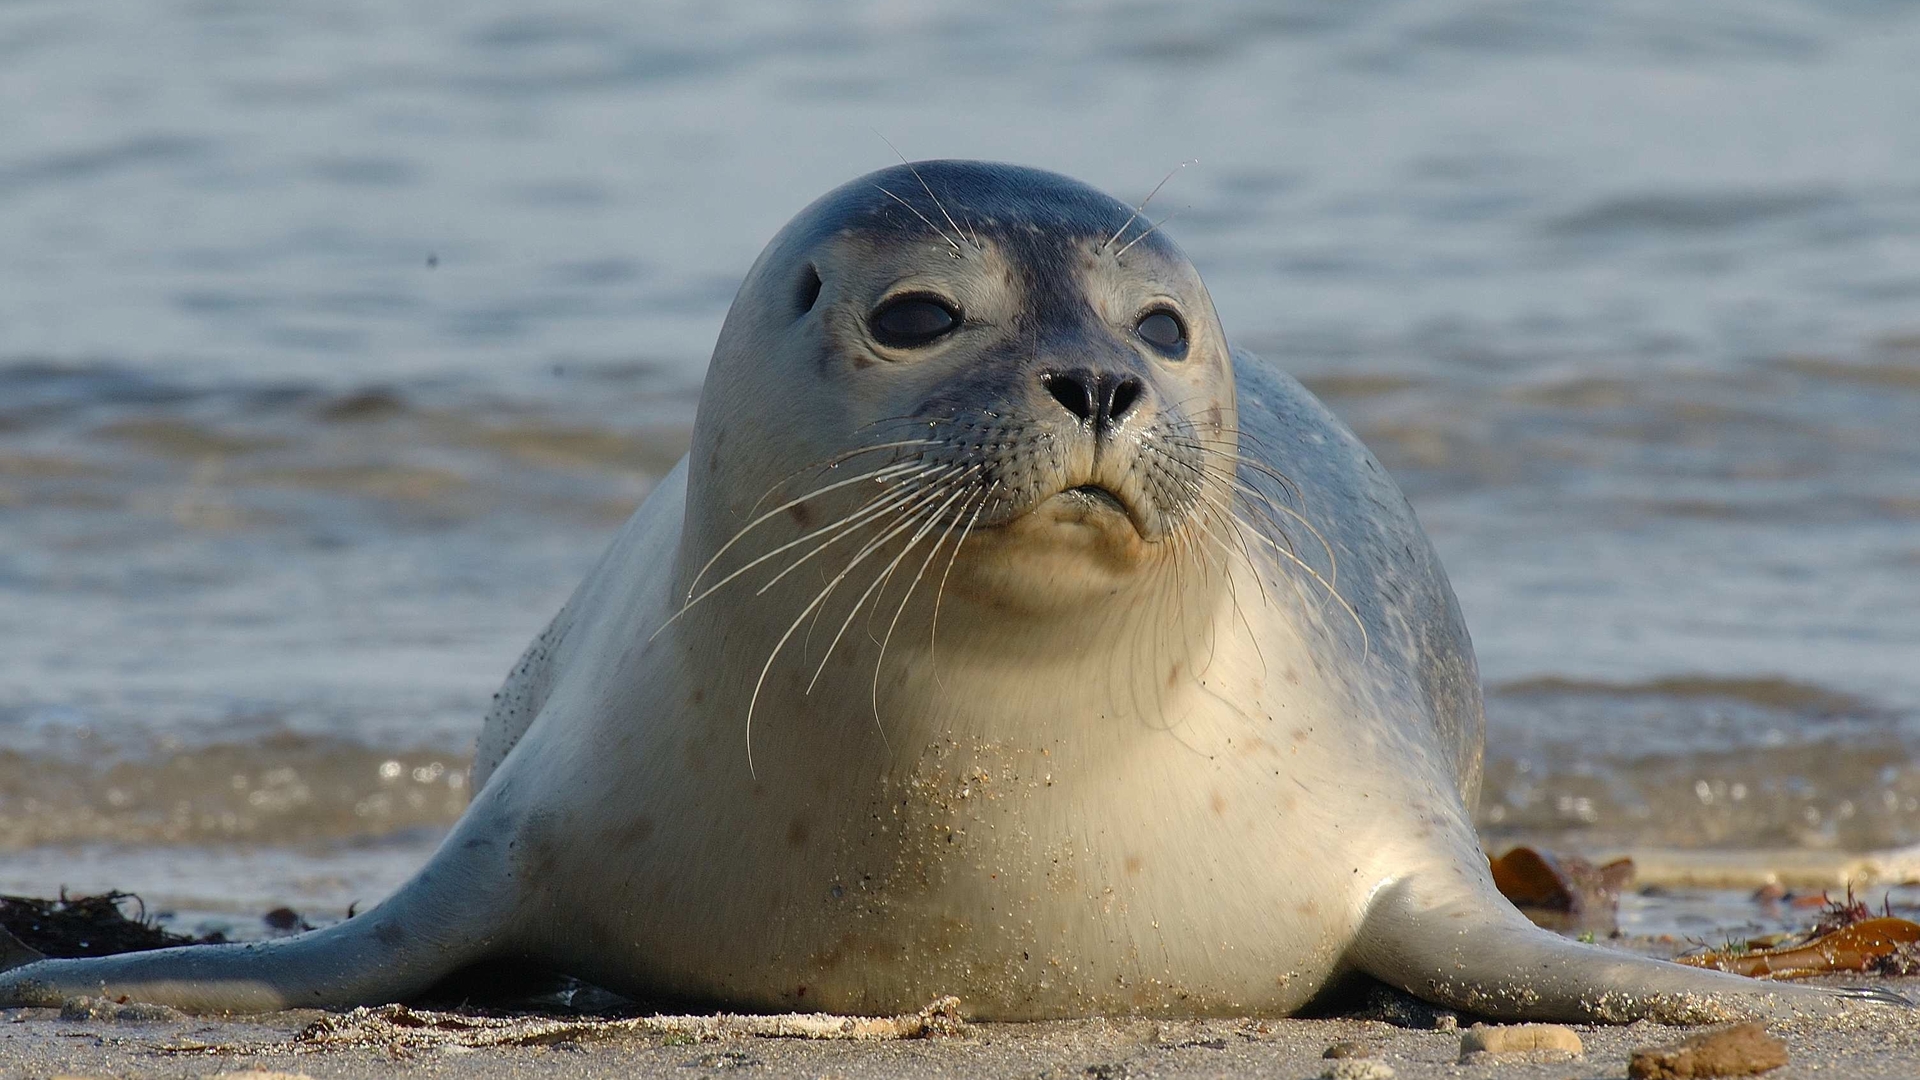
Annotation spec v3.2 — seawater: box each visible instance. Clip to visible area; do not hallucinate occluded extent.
[2,0,1918,926]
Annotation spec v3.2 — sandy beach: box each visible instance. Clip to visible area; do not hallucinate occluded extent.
[7,973,1920,1080]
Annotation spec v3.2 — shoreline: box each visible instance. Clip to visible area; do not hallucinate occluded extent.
[8,838,1916,930]
[1589,845,1920,891]
[8,976,1919,1080]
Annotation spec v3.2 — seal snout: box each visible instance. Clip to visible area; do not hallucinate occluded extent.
[1023,367,1167,537]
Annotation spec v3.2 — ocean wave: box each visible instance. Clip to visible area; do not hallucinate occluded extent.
[0,734,471,850]
[1480,676,1920,850]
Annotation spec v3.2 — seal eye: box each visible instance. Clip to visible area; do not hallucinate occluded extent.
[870,296,959,349]
[1136,310,1187,354]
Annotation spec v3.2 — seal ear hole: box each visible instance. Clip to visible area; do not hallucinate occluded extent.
[795,265,822,317]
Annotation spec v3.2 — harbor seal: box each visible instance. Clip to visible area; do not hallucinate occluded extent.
[0,162,1894,1021]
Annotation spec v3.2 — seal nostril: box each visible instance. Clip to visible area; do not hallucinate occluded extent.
[1044,372,1096,422]
[1107,377,1142,423]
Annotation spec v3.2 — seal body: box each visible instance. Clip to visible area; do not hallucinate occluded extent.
[0,162,1884,1022]
[481,361,1478,1018]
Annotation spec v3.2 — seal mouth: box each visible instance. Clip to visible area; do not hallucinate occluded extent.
[970,482,1154,544]
[1039,482,1150,538]
[1061,484,1128,515]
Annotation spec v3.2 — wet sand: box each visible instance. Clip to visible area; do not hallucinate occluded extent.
[7,976,1919,1080]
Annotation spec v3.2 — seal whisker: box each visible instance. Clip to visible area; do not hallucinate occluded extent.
[1134,434,1243,553]
[746,470,974,775]
[873,185,964,256]
[805,470,980,696]
[752,464,965,598]
[874,135,978,253]
[1204,479,1315,582]
[873,485,985,721]
[1178,431,1303,501]
[1188,492,1272,613]
[692,459,929,602]
[1217,470,1339,591]
[1145,443,1239,566]
[1171,481,1277,681]
[1189,527,1224,681]
[1174,440,1324,561]
[743,439,943,520]
[1160,527,1194,684]
[1198,429,1296,489]
[1215,473,1301,557]
[1112,209,1184,259]
[1175,491,1236,676]
[856,461,975,641]
[910,170,978,253]
[1215,501,1278,614]
[798,485,969,750]
[1207,506,1273,680]
[1151,442,1326,638]
[1193,450,1304,507]
[657,466,941,645]
[928,481,996,687]
[860,469,980,646]
[796,468,974,659]
[659,464,954,644]
[1101,159,1195,253]
[1228,506,1370,661]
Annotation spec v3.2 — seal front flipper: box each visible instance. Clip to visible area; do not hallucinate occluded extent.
[0,793,524,1013]
[1347,875,1896,1024]
[0,877,506,1012]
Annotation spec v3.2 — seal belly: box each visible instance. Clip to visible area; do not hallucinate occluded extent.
[540,604,1396,1018]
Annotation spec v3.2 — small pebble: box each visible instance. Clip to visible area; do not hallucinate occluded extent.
[1323,1040,1372,1058]
[1321,1060,1395,1080]
[262,907,306,932]
[1458,1022,1583,1062]
[1628,1021,1787,1079]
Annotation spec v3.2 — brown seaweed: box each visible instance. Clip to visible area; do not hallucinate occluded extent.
[1676,916,1920,979]
[1487,845,1634,933]
[0,891,223,959]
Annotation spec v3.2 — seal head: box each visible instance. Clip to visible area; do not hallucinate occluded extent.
[686,161,1238,616]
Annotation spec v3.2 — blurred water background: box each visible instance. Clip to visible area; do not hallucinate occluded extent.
[2,0,1918,932]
